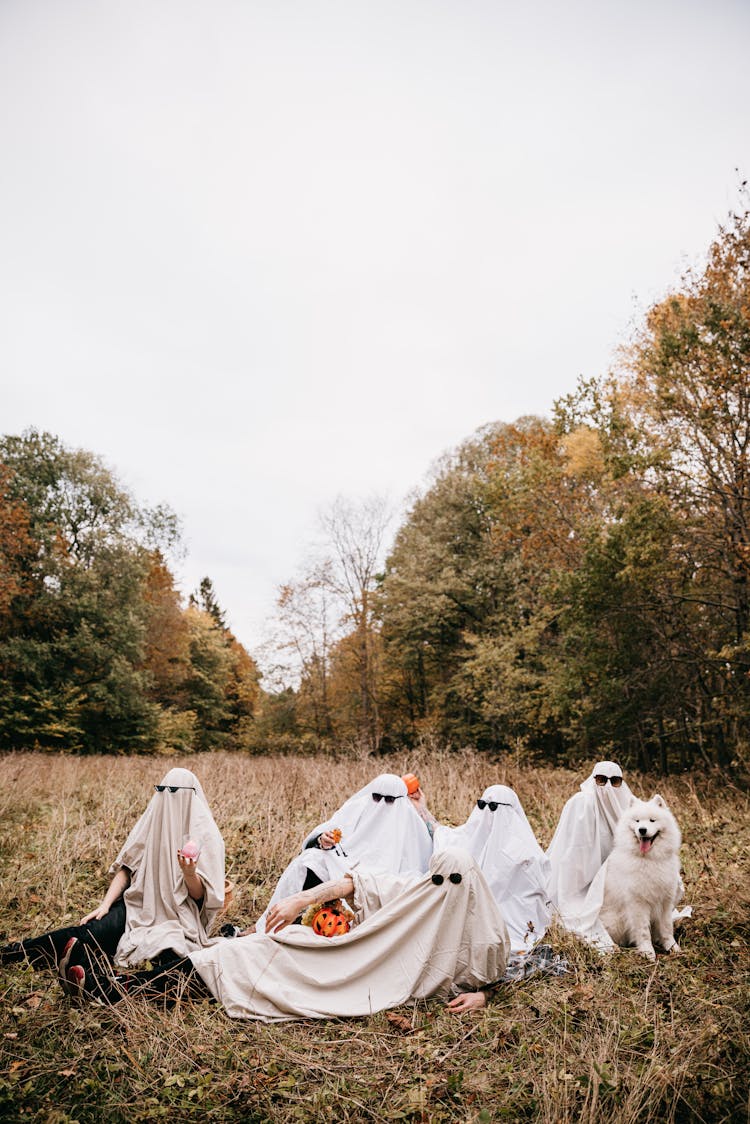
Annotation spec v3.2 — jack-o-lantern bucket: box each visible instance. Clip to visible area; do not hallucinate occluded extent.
[311,907,351,938]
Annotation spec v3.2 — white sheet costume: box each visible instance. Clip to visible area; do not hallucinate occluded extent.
[190,847,510,1021]
[255,773,432,934]
[545,761,632,947]
[433,784,551,953]
[110,767,225,966]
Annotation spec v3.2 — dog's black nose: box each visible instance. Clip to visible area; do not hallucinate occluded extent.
[638,826,648,836]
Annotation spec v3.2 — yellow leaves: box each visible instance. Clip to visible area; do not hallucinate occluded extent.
[560,427,605,479]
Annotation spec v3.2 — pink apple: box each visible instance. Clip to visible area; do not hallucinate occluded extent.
[181,839,200,861]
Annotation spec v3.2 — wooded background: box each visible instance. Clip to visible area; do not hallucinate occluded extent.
[2,200,749,773]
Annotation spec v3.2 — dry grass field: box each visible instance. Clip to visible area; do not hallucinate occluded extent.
[0,750,748,1123]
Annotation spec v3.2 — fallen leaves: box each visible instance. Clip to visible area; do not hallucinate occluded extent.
[385,1011,417,1034]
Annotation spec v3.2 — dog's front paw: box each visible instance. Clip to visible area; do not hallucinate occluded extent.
[665,941,680,955]
[637,946,656,962]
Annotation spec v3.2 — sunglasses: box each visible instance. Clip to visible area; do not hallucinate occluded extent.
[432,872,463,885]
[372,792,405,804]
[476,799,512,811]
[154,785,196,793]
[594,775,623,788]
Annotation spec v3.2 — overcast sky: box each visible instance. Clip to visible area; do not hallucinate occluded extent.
[1,0,749,659]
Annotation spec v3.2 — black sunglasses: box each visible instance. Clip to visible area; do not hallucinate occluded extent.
[476,799,512,811]
[154,785,196,793]
[594,775,623,788]
[372,792,405,804]
[432,872,463,885]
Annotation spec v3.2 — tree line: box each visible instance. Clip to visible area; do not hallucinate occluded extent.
[2,196,748,770]
[0,431,260,754]
[259,195,750,773]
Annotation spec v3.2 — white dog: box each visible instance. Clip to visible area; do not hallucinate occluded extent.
[599,794,682,961]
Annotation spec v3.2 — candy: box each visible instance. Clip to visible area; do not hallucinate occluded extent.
[402,773,420,795]
[181,839,200,861]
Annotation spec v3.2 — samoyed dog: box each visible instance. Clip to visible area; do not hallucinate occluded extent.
[599,794,682,961]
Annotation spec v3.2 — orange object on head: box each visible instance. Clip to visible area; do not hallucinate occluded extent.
[312,907,350,938]
[402,773,420,795]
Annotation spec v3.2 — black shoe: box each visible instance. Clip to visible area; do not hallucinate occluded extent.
[0,941,25,965]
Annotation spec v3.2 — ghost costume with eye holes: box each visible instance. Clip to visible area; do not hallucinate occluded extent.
[433,785,552,953]
[254,774,432,934]
[110,767,225,966]
[190,847,510,1021]
[545,761,632,945]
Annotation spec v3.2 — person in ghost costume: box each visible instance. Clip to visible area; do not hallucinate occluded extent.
[70,847,512,1021]
[545,760,633,945]
[430,784,552,954]
[254,773,433,934]
[4,768,226,984]
[107,766,226,967]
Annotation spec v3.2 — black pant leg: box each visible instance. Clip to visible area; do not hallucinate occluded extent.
[302,868,324,891]
[1,899,127,970]
[86,956,209,1007]
[80,899,127,959]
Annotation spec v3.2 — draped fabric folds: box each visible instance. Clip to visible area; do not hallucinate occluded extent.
[110,768,225,966]
[433,784,551,952]
[191,848,510,1022]
[255,774,432,934]
[545,761,632,946]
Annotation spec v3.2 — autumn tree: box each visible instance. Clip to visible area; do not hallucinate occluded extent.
[0,465,38,632]
[184,581,261,751]
[270,566,337,741]
[378,426,512,746]
[319,495,391,750]
[620,194,750,762]
[0,430,260,754]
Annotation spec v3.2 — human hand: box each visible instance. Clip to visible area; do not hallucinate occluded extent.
[265,894,305,933]
[319,830,339,850]
[409,787,428,813]
[80,903,109,924]
[177,850,198,876]
[446,991,487,1013]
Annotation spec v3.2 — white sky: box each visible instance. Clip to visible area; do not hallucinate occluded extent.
[1,0,749,660]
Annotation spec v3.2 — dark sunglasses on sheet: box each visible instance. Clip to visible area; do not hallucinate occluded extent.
[432,872,463,885]
[593,775,623,787]
[371,792,405,804]
[154,785,196,793]
[476,799,512,811]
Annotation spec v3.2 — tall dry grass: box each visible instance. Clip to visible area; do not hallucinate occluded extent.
[0,750,748,1123]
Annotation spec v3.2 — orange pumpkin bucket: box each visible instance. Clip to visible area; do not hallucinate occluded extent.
[311,907,351,938]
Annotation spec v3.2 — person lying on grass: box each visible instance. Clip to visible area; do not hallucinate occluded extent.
[1,768,225,984]
[63,847,513,1021]
[254,773,433,934]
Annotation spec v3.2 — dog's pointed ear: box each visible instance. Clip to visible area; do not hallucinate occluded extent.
[652,794,665,807]
[628,794,636,807]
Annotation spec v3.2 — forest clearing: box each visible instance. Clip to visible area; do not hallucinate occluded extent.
[1,750,747,1123]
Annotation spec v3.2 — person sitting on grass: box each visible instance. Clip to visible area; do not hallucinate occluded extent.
[61,847,514,1021]
[421,783,553,955]
[545,760,633,945]
[254,773,433,934]
[0,767,225,984]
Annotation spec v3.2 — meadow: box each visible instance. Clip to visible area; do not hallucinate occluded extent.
[0,750,747,1123]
